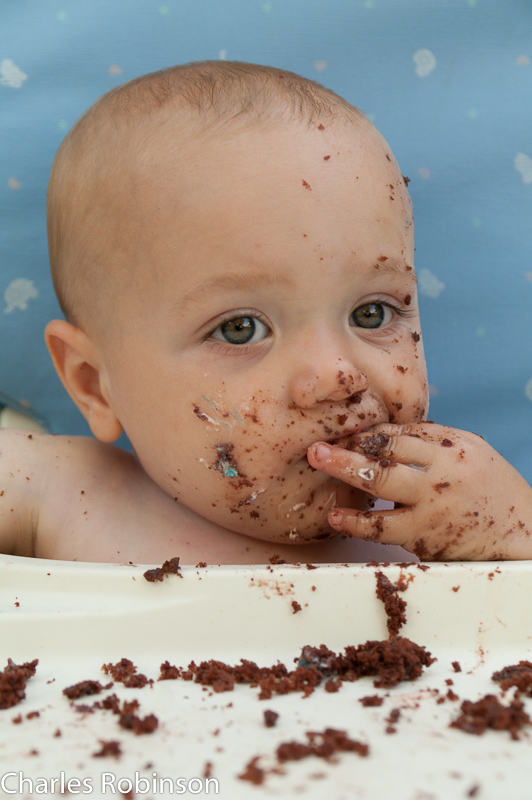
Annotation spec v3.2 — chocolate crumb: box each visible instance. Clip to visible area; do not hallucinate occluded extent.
[264,709,279,727]
[359,695,384,707]
[492,661,532,695]
[193,404,209,421]
[375,571,407,636]
[0,659,38,710]
[143,556,182,582]
[63,680,111,700]
[450,694,531,740]
[159,661,180,681]
[93,740,122,758]
[277,728,368,762]
[238,756,265,785]
[102,658,151,689]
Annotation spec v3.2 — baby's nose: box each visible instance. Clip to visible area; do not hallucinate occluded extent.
[291,357,369,409]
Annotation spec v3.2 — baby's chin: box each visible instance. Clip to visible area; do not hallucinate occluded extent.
[222,480,372,546]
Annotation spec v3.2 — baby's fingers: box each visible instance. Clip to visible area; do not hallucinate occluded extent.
[329,505,414,547]
[307,441,424,505]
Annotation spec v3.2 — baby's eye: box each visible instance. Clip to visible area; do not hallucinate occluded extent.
[210,315,271,345]
[350,302,394,329]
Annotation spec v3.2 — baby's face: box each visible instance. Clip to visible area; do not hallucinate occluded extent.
[99,118,428,544]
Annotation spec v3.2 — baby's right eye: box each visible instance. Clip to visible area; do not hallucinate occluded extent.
[210,315,271,346]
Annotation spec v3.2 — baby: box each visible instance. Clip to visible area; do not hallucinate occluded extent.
[1,61,531,564]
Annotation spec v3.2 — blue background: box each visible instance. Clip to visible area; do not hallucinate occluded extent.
[1,0,531,481]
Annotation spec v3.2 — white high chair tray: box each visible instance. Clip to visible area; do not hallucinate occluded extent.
[1,555,531,799]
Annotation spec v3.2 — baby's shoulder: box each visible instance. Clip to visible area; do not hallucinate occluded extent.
[0,430,142,557]
[0,427,127,476]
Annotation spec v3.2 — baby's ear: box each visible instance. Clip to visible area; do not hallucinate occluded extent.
[44,319,123,443]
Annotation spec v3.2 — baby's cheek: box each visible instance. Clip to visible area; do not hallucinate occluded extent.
[386,356,429,424]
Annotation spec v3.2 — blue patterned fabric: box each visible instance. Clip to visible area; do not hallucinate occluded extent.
[1,0,530,480]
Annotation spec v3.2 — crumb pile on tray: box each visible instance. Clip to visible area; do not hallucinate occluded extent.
[492,660,532,695]
[450,694,531,740]
[5,564,532,796]
[0,658,38,710]
[102,657,152,688]
[239,727,369,785]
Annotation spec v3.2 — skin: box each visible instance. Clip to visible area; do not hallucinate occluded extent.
[76,119,427,545]
[2,114,531,563]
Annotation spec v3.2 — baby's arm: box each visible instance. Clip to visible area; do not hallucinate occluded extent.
[307,422,532,560]
[0,428,44,556]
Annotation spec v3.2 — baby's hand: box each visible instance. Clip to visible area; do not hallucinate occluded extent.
[307,423,532,560]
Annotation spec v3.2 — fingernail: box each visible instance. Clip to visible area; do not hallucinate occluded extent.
[329,509,344,528]
[313,442,332,462]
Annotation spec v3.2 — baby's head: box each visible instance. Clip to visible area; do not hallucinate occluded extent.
[45,61,429,545]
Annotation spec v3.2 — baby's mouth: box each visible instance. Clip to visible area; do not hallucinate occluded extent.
[325,429,361,450]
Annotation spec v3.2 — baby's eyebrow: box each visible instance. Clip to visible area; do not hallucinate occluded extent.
[176,271,293,310]
[374,258,418,284]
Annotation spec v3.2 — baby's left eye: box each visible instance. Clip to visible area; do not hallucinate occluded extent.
[210,315,271,346]
[350,302,394,329]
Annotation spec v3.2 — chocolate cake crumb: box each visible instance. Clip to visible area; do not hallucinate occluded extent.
[119,708,158,735]
[63,679,111,700]
[158,661,180,681]
[349,432,390,457]
[452,661,462,673]
[93,739,122,758]
[340,637,436,688]
[264,709,279,727]
[238,756,265,785]
[492,661,532,695]
[269,554,287,565]
[163,635,434,706]
[375,571,407,636]
[324,679,341,693]
[0,658,38,710]
[441,438,454,447]
[143,556,182,582]
[96,696,158,735]
[102,658,152,688]
[359,695,384,707]
[385,708,401,733]
[193,404,209,421]
[297,644,338,675]
[450,694,531,740]
[196,562,207,568]
[277,728,369,762]
[291,600,302,614]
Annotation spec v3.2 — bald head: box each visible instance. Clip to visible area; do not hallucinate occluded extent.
[46,61,377,333]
